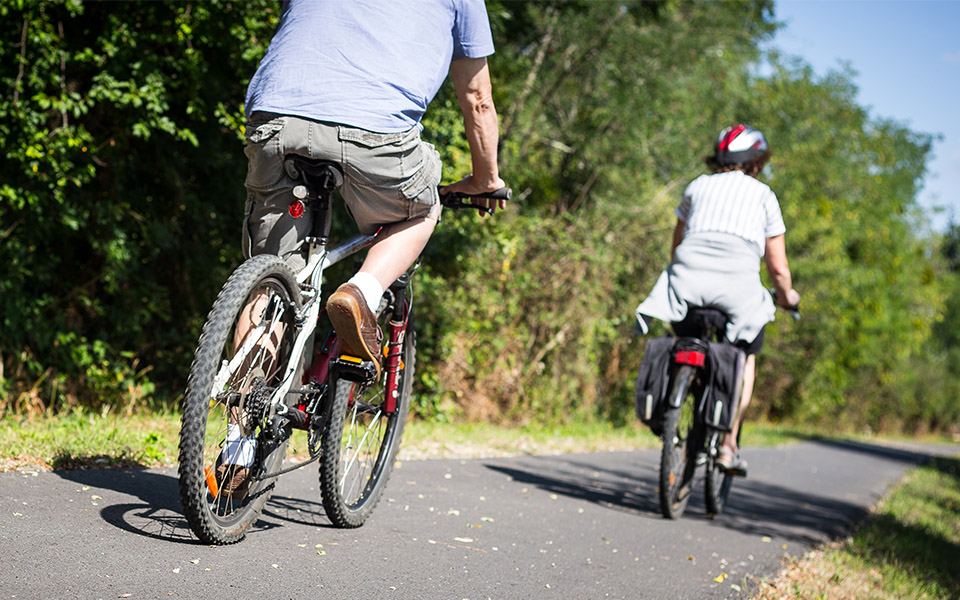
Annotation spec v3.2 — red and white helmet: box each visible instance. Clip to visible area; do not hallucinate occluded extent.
[714,124,769,165]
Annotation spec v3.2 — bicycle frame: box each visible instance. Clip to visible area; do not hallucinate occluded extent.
[213,159,508,422]
[210,156,383,422]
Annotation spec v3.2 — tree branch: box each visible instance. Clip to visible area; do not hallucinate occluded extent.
[500,4,558,144]
[13,18,28,108]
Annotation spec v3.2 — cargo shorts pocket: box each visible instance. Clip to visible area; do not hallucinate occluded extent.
[400,141,441,207]
[339,126,436,195]
[243,116,286,192]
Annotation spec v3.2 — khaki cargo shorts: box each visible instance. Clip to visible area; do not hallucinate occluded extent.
[242,112,442,270]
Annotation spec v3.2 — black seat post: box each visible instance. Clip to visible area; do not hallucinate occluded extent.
[285,155,344,246]
[309,179,334,246]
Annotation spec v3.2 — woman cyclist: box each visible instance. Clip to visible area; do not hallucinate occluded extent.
[634,124,800,475]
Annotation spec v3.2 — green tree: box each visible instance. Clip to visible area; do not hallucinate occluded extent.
[0,0,278,414]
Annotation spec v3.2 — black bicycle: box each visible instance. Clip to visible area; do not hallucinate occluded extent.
[177,154,510,544]
[654,301,798,519]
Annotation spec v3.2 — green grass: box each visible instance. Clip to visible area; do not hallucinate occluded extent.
[752,455,960,600]
[1,409,823,471]
[1,408,181,470]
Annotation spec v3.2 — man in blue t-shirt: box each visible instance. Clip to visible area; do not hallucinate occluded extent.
[242,0,506,377]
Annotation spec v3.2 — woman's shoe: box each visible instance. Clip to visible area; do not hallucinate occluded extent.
[717,447,748,477]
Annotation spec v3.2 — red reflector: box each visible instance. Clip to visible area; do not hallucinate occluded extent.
[675,350,705,366]
[288,200,305,218]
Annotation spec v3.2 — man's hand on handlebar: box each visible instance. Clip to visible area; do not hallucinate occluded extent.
[439,174,509,214]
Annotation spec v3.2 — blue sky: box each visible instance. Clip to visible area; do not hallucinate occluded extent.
[768,0,960,232]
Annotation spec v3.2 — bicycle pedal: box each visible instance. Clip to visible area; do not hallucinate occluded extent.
[331,355,378,384]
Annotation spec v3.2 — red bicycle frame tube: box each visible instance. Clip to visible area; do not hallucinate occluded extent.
[382,303,409,414]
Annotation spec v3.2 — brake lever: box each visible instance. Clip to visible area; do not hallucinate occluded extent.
[445,198,494,215]
[439,186,512,216]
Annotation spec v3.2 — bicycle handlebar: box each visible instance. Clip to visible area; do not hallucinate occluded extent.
[439,187,513,215]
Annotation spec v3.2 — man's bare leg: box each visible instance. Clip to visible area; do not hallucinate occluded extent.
[325,206,440,374]
[357,205,441,291]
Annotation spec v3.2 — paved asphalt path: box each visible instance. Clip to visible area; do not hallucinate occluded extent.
[1,438,956,600]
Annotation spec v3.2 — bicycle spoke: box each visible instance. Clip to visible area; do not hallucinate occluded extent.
[339,399,385,495]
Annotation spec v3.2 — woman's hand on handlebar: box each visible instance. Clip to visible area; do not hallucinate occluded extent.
[776,288,801,310]
[770,288,801,321]
[439,174,509,214]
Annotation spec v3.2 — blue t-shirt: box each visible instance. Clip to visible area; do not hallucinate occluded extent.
[245,0,495,133]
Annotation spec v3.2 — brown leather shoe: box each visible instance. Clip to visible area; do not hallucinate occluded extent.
[215,463,250,498]
[326,283,382,377]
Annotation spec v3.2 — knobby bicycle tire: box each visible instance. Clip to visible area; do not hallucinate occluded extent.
[659,365,702,520]
[319,313,415,528]
[178,255,302,545]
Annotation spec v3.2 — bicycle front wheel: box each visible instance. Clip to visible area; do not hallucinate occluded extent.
[659,365,701,519]
[178,255,302,545]
[319,309,415,528]
[705,430,738,517]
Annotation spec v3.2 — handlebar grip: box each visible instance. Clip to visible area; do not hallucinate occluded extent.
[439,186,513,213]
[479,187,513,202]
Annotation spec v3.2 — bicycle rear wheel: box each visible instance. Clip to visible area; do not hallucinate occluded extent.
[178,255,302,545]
[659,365,702,519]
[319,304,415,528]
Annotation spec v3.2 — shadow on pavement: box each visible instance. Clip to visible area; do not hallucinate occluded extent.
[483,438,953,546]
[484,457,662,518]
[55,467,329,543]
[56,467,199,544]
[809,438,952,465]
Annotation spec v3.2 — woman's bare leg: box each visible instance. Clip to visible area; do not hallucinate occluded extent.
[722,353,756,454]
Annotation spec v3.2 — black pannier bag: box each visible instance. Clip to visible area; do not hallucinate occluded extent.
[702,342,746,431]
[634,336,675,435]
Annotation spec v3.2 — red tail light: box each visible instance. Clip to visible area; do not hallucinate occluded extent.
[288,200,305,218]
[675,350,705,366]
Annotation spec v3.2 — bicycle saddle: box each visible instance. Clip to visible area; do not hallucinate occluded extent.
[672,307,730,339]
[283,155,344,189]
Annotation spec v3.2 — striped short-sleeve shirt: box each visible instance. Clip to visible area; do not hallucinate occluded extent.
[676,170,786,257]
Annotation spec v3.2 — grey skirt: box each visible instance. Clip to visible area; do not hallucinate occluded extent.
[635,232,775,345]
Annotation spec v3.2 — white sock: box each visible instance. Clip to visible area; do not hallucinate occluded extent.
[224,423,257,467]
[348,271,384,313]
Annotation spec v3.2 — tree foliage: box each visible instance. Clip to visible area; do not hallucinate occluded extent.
[1,0,956,434]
